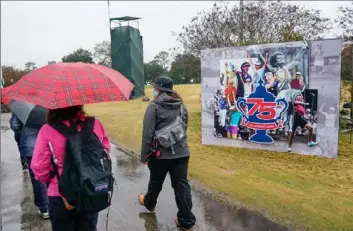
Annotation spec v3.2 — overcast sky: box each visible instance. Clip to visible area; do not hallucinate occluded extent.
[1,1,351,69]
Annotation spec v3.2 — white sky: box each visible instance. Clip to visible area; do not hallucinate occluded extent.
[1,1,351,69]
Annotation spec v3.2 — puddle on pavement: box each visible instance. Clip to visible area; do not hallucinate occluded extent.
[1,124,292,231]
[110,148,291,231]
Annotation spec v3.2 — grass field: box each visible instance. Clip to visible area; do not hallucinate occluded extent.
[86,84,353,231]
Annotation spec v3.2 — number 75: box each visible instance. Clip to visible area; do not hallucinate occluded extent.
[247,98,277,120]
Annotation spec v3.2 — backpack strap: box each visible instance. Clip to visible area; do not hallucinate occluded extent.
[51,122,76,137]
[48,121,78,181]
[152,101,184,121]
[82,116,95,132]
[49,141,61,181]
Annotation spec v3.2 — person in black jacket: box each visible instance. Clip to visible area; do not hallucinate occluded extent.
[138,76,196,231]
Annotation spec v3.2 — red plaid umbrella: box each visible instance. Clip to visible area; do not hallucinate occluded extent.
[2,63,134,109]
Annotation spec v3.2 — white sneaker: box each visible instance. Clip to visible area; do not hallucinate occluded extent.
[39,210,50,219]
[288,147,292,152]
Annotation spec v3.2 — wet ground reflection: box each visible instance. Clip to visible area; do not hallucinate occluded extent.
[1,113,293,231]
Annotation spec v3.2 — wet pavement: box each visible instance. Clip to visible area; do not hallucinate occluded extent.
[1,113,291,231]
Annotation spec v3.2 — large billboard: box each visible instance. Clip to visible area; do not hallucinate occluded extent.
[201,39,342,158]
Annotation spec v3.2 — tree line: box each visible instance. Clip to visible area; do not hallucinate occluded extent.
[2,0,352,87]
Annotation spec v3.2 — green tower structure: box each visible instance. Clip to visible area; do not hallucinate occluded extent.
[110,16,144,99]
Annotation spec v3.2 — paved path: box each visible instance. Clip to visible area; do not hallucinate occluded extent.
[1,113,290,231]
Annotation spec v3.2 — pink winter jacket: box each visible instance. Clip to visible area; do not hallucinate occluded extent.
[31,119,111,197]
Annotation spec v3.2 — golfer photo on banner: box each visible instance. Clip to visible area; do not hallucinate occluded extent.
[201,38,342,158]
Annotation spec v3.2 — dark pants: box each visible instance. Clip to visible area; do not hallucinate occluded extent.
[27,157,49,212]
[21,157,27,167]
[48,196,98,231]
[16,143,27,167]
[144,157,196,229]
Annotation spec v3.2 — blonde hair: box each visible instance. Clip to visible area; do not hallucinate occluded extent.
[228,79,234,84]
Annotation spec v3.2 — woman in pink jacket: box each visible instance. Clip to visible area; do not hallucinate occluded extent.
[31,105,110,231]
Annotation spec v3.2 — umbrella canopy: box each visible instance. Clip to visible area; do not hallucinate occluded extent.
[8,100,48,128]
[2,62,135,109]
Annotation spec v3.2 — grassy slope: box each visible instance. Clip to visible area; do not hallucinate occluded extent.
[86,84,353,231]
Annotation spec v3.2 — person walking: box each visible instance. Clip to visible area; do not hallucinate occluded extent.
[9,113,49,219]
[138,76,196,231]
[30,105,111,231]
[9,113,28,170]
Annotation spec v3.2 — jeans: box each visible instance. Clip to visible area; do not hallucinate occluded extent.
[48,196,99,231]
[144,157,196,229]
[15,142,26,167]
[27,157,49,212]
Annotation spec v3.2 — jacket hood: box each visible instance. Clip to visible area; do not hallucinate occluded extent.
[153,92,183,109]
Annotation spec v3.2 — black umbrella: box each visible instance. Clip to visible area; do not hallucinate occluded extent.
[8,100,48,128]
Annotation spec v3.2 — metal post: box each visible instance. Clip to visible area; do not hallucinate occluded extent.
[107,1,111,24]
[349,43,353,144]
[239,0,244,46]
[107,0,112,33]
[107,0,113,70]
[350,44,353,143]
[1,66,3,89]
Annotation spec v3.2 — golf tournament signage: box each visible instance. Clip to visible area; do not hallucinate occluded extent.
[201,39,342,158]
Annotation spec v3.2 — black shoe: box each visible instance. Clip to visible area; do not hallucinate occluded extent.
[138,194,155,212]
[22,163,29,171]
[175,217,193,231]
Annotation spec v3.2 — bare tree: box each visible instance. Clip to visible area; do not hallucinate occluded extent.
[93,41,112,67]
[153,51,171,70]
[1,65,27,87]
[177,1,332,55]
[336,1,353,43]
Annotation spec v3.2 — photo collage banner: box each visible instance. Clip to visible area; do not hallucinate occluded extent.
[201,39,342,158]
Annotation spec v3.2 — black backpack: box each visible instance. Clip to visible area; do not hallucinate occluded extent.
[49,117,114,213]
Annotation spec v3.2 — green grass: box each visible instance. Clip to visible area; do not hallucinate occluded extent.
[86,84,353,231]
